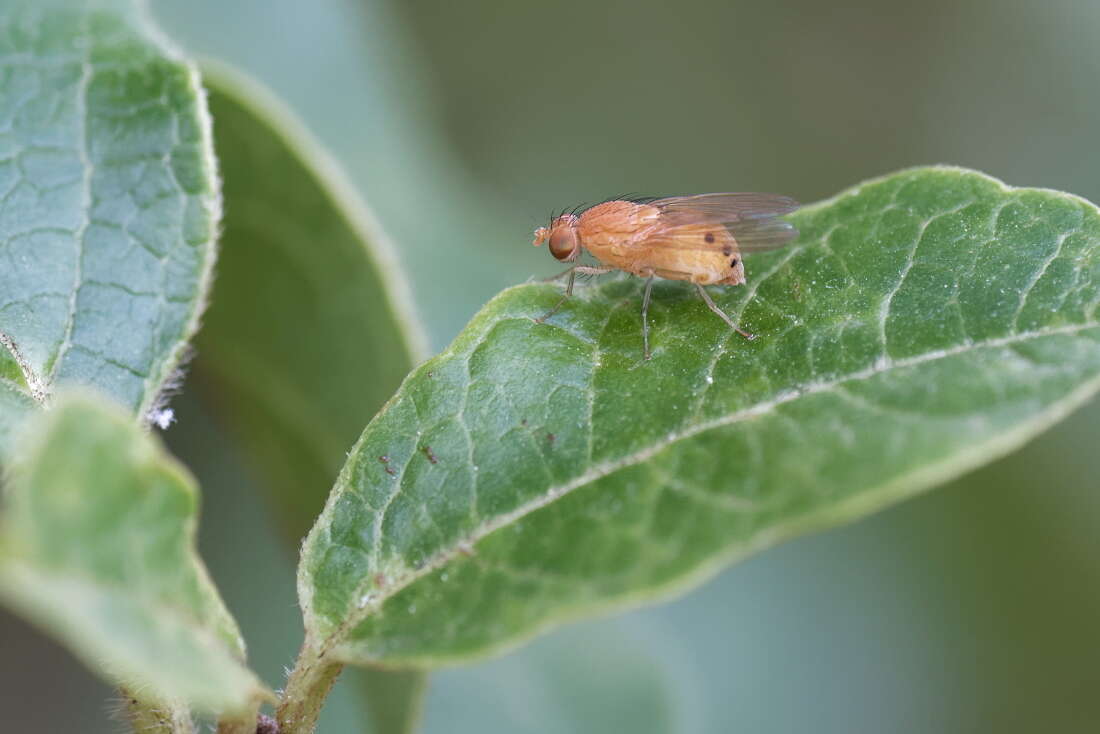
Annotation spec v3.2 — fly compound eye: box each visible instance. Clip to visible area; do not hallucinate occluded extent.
[548,227,579,261]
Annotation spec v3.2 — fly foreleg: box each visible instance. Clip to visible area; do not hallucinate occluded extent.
[534,266,614,323]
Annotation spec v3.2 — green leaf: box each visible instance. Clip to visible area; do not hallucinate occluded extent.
[192,64,429,732]
[298,166,1100,666]
[359,669,427,734]
[0,1,218,439]
[0,383,35,459]
[194,63,427,542]
[0,392,265,715]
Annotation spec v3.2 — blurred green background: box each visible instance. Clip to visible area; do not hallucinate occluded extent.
[5,0,1100,731]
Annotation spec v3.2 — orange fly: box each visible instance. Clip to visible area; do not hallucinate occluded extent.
[532,193,800,359]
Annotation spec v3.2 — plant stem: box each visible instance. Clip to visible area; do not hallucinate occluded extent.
[121,690,194,733]
[277,639,344,734]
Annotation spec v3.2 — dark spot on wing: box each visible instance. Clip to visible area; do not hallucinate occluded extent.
[730,258,739,267]
[704,232,715,243]
[722,245,732,256]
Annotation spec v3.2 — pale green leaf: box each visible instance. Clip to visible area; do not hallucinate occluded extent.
[193,62,426,541]
[0,384,34,458]
[0,392,265,715]
[0,0,218,443]
[298,166,1100,666]
[192,64,429,732]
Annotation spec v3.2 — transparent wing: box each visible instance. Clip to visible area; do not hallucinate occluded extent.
[626,193,799,254]
[652,193,800,221]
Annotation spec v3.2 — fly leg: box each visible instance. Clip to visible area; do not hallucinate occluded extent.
[535,266,614,323]
[641,274,655,360]
[695,283,755,340]
[541,265,577,282]
[534,268,575,323]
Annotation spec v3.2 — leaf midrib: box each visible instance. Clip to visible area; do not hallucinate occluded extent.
[315,318,1100,647]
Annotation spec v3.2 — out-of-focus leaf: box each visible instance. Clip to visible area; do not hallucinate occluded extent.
[359,669,427,734]
[0,385,34,458]
[0,0,219,450]
[298,167,1100,667]
[193,64,429,732]
[0,392,265,716]
[194,63,426,541]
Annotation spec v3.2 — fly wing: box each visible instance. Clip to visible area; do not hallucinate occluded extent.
[652,192,800,221]
[633,193,800,253]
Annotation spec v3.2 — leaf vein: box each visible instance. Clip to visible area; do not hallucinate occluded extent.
[326,320,1100,646]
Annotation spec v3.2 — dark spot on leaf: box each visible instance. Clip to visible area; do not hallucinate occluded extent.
[422,445,438,464]
[704,232,715,243]
[547,432,556,444]
[374,573,386,587]
[521,418,528,426]
[379,455,396,475]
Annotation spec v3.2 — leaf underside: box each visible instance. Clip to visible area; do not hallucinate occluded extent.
[0,2,255,717]
[299,167,1100,668]
[194,65,430,732]
[195,65,426,541]
[0,392,263,715]
[0,1,218,450]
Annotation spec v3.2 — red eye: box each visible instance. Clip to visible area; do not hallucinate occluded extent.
[548,227,579,261]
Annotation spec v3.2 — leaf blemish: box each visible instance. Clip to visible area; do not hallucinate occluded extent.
[422,445,438,464]
[378,455,396,475]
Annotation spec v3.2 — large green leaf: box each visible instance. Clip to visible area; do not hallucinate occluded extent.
[0,392,265,715]
[0,0,218,448]
[192,64,429,732]
[298,167,1100,666]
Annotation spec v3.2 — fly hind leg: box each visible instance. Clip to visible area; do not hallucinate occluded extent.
[534,266,614,323]
[694,283,754,340]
